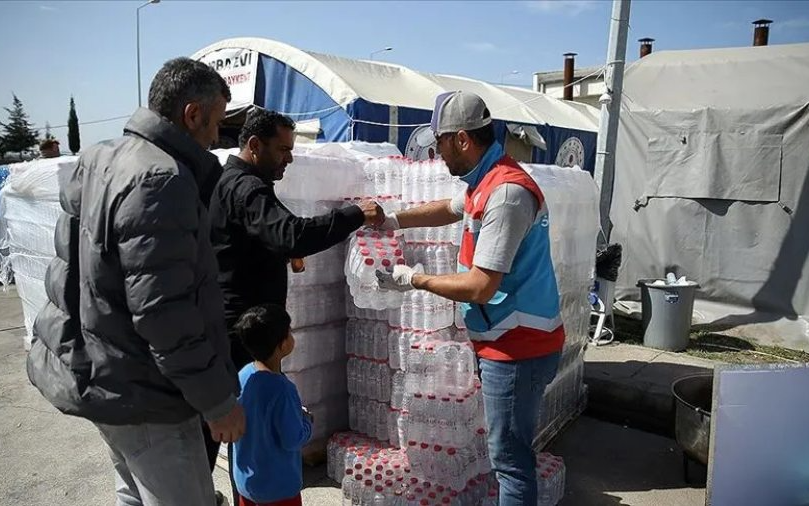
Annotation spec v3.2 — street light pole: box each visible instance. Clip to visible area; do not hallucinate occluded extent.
[136,0,160,108]
[593,0,630,243]
[500,70,519,84]
[370,46,393,60]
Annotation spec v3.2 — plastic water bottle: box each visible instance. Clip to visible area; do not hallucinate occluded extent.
[411,291,425,331]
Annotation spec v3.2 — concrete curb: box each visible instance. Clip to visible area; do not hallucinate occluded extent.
[583,343,714,436]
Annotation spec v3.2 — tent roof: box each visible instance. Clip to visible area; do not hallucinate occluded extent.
[622,42,809,111]
[192,37,598,132]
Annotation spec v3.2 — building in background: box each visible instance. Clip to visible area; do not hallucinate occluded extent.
[533,39,656,108]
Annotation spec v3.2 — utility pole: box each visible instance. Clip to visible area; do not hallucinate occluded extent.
[593,0,631,243]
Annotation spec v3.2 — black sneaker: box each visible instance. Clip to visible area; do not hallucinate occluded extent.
[215,491,226,506]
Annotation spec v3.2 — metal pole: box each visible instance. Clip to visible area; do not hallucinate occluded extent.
[136,7,142,107]
[593,0,631,244]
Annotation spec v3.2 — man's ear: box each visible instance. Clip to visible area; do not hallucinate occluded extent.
[247,135,261,154]
[457,130,471,150]
[182,102,203,131]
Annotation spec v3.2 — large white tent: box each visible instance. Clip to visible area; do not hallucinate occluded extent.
[193,38,599,168]
[610,42,809,348]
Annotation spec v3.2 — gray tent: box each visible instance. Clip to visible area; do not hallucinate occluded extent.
[610,42,809,349]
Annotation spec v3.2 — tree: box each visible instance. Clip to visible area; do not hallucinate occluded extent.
[0,94,39,158]
[44,122,54,140]
[67,96,80,155]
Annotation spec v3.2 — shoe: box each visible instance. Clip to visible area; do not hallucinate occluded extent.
[215,491,226,506]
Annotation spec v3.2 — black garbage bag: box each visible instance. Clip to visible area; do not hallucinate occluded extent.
[596,243,622,281]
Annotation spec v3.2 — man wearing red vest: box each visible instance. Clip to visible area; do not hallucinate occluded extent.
[377,91,564,505]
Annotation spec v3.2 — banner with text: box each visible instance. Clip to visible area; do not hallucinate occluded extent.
[199,48,258,111]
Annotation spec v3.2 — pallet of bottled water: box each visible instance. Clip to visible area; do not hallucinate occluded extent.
[329,431,497,505]
[327,431,566,505]
[335,156,596,504]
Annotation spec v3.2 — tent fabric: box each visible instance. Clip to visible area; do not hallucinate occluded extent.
[192,38,599,168]
[610,42,809,344]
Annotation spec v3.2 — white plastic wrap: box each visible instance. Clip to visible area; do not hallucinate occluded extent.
[281,321,347,373]
[0,157,78,349]
[285,360,348,406]
[522,164,599,447]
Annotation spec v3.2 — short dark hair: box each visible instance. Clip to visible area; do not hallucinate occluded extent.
[238,107,296,149]
[148,57,231,122]
[234,304,292,362]
[465,111,495,148]
[39,139,59,151]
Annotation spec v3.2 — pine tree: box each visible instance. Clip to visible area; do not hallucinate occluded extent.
[0,94,39,158]
[44,121,54,140]
[68,96,80,155]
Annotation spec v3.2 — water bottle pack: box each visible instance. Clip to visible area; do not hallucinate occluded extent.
[285,360,347,406]
[288,282,345,329]
[349,396,391,441]
[536,453,566,506]
[347,357,392,403]
[347,291,391,320]
[538,360,585,434]
[400,159,464,203]
[403,341,475,386]
[405,438,491,492]
[404,243,458,275]
[346,229,406,310]
[329,431,495,505]
[281,321,347,372]
[389,291,455,332]
[346,319,393,361]
[398,396,486,449]
[356,156,407,200]
[403,219,462,247]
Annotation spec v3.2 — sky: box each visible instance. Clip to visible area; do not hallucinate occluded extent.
[1,0,808,150]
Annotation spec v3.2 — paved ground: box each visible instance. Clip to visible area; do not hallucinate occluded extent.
[0,287,705,505]
[584,343,714,434]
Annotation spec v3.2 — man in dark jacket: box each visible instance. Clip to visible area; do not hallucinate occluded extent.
[209,108,382,500]
[210,107,383,369]
[27,58,244,506]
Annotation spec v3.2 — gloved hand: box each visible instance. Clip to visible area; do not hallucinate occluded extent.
[376,263,424,292]
[378,212,400,231]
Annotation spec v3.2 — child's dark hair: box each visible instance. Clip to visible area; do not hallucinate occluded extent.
[234,304,292,362]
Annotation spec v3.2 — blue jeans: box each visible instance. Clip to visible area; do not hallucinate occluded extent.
[479,352,561,506]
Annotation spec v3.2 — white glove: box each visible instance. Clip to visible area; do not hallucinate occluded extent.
[376,263,424,292]
[379,212,400,231]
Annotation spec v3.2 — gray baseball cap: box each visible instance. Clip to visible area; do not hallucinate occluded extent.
[430,91,492,136]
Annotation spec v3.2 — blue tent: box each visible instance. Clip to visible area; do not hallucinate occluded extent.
[193,38,599,171]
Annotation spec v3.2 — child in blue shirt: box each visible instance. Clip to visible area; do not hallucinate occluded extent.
[232,304,313,506]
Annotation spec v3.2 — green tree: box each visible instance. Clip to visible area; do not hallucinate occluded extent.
[0,94,39,158]
[67,96,80,155]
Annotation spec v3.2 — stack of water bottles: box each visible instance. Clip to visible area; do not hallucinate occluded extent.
[521,164,600,450]
[328,431,497,505]
[278,199,353,446]
[345,230,406,310]
[536,453,566,506]
[401,159,464,246]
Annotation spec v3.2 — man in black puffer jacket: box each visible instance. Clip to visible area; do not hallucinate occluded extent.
[27,58,243,506]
